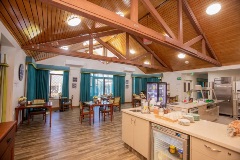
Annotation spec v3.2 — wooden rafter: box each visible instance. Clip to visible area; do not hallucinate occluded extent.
[130,0,138,22]
[130,52,149,61]
[94,37,126,60]
[22,45,169,71]
[40,0,221,67]
[182,0,218,60]
[131,35,170,69]
[184,35,203,47]
[126,33,130,59]
[178,0,183,43]
[23,29,123,47]
[139,0,176,39]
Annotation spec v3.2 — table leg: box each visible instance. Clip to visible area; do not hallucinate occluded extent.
[111,105,113,122]
[15,108,19,131]
[89,106,92,125]
[49,107,52,127]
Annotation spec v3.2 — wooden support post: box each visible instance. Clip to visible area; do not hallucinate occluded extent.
[89,38,93,55]
[126,33,130,59]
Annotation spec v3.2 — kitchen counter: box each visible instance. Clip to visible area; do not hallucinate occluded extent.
[168,100,224,109]
[122,108,240,153]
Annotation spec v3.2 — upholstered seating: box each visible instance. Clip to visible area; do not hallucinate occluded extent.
[59,96,73,111]
[112,97,121,111]
[28,99,46,124]
[79,101,94,124]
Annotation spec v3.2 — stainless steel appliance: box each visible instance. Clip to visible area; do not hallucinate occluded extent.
[151,123,190,160]
[147,82,167,105]
[214,77,233,116]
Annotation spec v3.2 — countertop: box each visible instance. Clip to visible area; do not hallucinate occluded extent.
[168,100,224,109]
[122,108,240,153]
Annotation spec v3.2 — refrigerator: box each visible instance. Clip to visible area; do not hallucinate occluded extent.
[214,77,233,116]
[147,82,167,105]
[151,123,190,160]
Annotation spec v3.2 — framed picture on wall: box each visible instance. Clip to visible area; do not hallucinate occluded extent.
[73,77,77,82]
[72,83,77,88]
[126,80,129,84]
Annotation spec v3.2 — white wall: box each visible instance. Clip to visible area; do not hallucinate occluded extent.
[38,55,143,105]
[0,21,27,122]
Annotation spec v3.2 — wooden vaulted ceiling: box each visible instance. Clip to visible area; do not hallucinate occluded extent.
[0,0,240,73]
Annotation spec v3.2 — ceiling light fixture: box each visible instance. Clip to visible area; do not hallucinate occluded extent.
[185,61,189,64]
[144,61,150,65]
[116,11,124,17]
[60,46,68,50]
[130,49,136,54]
[178,53,185,59]
[67,15,81,26]
[206,3,221,15]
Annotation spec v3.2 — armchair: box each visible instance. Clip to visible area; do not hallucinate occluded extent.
[59,96,73,112]
[28,99,46,124]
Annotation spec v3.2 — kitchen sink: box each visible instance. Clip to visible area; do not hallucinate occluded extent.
[129,109,141,112]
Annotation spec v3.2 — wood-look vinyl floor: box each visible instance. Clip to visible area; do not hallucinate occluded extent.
[14,104,140,160]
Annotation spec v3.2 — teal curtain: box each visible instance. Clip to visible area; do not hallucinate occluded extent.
[113,75,125,104]
[62,71,69,98]
[27,64,36,101]
[133,77,159,94]
[80,73,91,102]
[134,77,141,94]
[36,70,49,102]
[141,78,147,93]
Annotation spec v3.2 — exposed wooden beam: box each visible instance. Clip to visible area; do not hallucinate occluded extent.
[184,35,203,47]
[22,45,169,71]
[202,39,206,55]
[131,35,170,69]
[140,0,176,39]
[178,0,183,43]
[40,0,221,66]
[182,0,218,60]
[23,29,123,48]
[126,33,130,59]
[130,0,138,22]
[89,38,93,54]
[130,52,149,61]
[94,37,126,60]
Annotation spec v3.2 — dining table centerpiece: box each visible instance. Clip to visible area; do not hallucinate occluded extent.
[93,96,98,103]
[18,96,27,105]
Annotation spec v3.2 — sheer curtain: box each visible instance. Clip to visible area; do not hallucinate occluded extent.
[113,75,125,104]
[62,71,69,98]
[0,62,8,122]
[80,73,91,102]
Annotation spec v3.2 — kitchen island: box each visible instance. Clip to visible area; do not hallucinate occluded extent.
[122,108,240,160]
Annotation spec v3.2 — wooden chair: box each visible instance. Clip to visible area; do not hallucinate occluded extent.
[99,105,112,121]
[112,97,121,111]
[59,96,73,111]
[79,101,94,124]
[28,99,46,124]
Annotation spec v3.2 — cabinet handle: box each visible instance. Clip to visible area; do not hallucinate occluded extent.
[228,152,231,156]
[7,138,12,143]
[131,118,133,124]
[204,144,221,152]
[134,119,136,125]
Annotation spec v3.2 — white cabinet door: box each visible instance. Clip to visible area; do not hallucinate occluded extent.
[133,116,150,159]
[122,113,134,147]
[192,150,215,160]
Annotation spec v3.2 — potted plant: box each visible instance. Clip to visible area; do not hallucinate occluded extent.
[18,96,27,105]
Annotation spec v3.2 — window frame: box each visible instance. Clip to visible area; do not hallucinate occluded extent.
[49,73,63,98]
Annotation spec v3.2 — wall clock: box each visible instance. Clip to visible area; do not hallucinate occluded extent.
[18,64,24,81]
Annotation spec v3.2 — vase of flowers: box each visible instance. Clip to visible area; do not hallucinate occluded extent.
[18,96,27,105]
[93,96,98,103]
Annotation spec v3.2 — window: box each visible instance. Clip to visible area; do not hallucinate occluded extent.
[49,71,63,97]
[90,73,113,98]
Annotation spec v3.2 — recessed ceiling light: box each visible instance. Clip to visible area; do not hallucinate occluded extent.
[67,15,81,26]
[206,3,221,15]
[178,53,185,59]
[60,46,68,50]
[185,61,189,64]
[144,61,150,65]
[116,11,124,17]
[130,49,136,54]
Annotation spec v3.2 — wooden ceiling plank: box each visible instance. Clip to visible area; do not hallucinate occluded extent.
[40,0,221,67]
[130,0,138,22]
[131,35,170,69]
[182,0,219,60]
[36,0,46,43]
[94,37,126,60]
[139,0,176,39]
[178,0,183,43]
[184,35,203,47]
[126,33,130,59]
[0,11,25,46]
[21,0,39,44]
[130,52,149,61]
[0,1,29,45]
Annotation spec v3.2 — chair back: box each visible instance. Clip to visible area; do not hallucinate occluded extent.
[113,97,121,105]
[32,99,45,105]
[79,101,83,110]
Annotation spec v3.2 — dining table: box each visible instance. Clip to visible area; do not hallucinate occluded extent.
[84,101,113,125]
[15,102,53,130]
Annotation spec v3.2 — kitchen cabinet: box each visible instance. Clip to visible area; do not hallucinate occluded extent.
[191,137,240,160]
[122,113,150,159]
